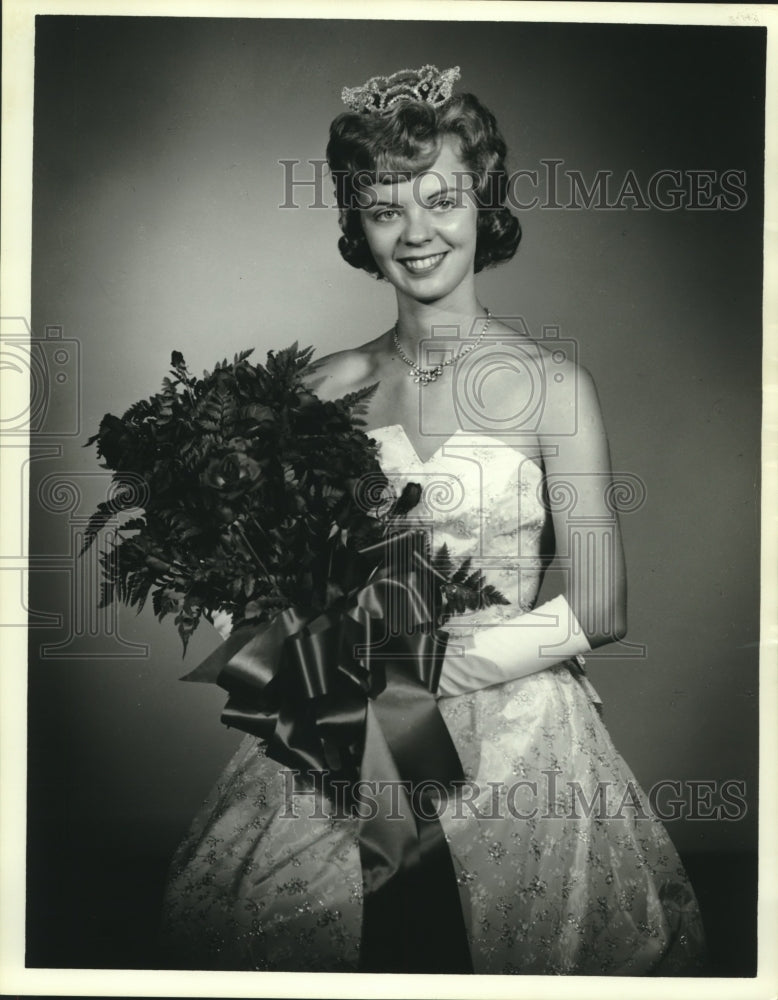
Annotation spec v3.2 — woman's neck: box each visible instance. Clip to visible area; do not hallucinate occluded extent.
[393,294,487,351]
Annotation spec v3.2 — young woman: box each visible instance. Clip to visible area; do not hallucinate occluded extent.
[159,65,706,975]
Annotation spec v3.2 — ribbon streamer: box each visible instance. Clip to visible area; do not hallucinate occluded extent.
[183,530,473,973]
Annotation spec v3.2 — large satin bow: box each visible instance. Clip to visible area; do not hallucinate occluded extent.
[182,530,472,973]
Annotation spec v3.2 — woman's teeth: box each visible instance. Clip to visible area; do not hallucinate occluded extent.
[400,253,446,273]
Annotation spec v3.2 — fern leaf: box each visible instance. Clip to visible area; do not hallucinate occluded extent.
[450,556,472,586]
[432,543,455,578]
[98,579,116,609]
[481,583,511,607]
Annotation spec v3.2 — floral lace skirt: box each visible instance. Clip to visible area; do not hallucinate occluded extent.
[158,663,706,974]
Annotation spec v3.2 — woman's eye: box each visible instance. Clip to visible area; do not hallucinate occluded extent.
[431,198,456,211]
[374,209,399,222]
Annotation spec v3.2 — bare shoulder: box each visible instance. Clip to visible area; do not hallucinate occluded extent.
[472,317,593,406]
[473,317,604,448]
[535,335,600,425]
[307,333,386,402]
[527,330,611,464]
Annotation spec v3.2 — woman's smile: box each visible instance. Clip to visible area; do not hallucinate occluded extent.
[359,137,478,306]
[397,251,449,274]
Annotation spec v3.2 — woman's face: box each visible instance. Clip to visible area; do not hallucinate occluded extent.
[359,137,478,307]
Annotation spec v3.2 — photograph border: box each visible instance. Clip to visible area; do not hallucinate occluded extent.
[2,1,776,998]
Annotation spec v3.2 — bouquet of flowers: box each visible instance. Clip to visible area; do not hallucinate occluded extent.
[83,343,506,652]
[83,345,384,650]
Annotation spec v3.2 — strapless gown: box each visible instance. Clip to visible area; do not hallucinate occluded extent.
[158,425,706,974]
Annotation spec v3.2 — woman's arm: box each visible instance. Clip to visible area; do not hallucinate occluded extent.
[437,355,626,698]
[541,361,627,648]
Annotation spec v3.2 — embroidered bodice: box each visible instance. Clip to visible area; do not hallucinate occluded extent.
[370,424,548,631]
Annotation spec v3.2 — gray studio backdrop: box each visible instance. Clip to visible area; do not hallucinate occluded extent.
[28,14,761,902]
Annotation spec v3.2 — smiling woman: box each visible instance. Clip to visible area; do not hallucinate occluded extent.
[329,88,520,283]
[156,65,707,975]
[358,140,479,306]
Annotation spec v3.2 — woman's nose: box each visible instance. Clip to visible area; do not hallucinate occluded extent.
[400,205,433,245]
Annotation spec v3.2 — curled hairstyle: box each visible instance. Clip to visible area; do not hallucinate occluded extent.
[326,93,521,277]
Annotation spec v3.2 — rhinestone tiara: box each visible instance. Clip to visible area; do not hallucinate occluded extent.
[341,64,461,115]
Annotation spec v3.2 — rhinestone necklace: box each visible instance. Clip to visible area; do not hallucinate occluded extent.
[392,309,492,386]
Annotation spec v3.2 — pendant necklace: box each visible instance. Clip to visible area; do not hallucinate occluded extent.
[392,309,492,386]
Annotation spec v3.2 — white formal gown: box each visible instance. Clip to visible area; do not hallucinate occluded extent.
[158,425,707,974]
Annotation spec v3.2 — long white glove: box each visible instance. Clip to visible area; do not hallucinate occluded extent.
[209,595,591,699]
[436,594,591,698]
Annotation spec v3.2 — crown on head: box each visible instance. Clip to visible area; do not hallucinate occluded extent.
[341,64,461,115]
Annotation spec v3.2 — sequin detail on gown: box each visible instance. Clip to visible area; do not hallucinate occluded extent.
[158,425,706,974]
